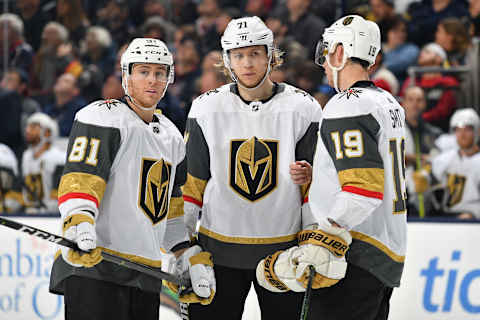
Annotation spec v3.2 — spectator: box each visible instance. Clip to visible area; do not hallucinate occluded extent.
[0,68,41,135]
[22,113,64,213]
[435,17,471,65]
[293,60,323,95]
[283,0,326,58]
[244,0,270,20]
[140,16,176,43]
[201,50,222,72]
[0,87,23,158]
[42,73,86,137]
[402,86,442,216]
[0,13,34,74]
[170,0,199,26]
[156,91,186,134]
[370,50,400,96]
[413,108,480,219]
[170,37,201,112]
[382,14,420,83]
[81,26,116,81]
[56,0,90,45]
[400,43,459,131]
[102,75,124,100]
[15,0,55,51]
[195,0,223,37]
[31,22,83,99]
[201,7,241,53]
[471,0,480,37]
[96,0,135,47]
[407,0,470,47]
[367,0,396,42]
[198,69,228,94]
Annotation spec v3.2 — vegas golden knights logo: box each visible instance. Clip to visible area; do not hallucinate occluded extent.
[138,158,172,224]
[446,174,466,207]
[230,137,278,202]
[24,174,44,203]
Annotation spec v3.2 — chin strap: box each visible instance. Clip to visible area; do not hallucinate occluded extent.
[327,50,348,93]
[227,50,273,91]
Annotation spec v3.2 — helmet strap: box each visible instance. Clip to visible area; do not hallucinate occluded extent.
[227,49,273,91]
[327,46,347,93]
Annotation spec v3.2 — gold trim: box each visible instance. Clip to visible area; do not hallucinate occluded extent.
[189,252,213,267]
[63,214,95,232]
[54,247,163,267]
[350,231,405,263]
[199,226,296,244]
[182,174,207,203]
[300,183,310,200]
[168,196,184,220]
[338,168,384,193]
[58,172,107,204]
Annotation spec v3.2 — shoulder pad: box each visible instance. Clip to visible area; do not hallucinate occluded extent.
[75,99,127,128]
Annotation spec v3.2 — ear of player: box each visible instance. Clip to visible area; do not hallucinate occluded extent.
[256,225,352,292]
[165,245,216,305]
[61,213,102,267]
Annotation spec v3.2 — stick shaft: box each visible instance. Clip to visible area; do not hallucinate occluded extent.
[300,265,315,320]
[0,216,188,286]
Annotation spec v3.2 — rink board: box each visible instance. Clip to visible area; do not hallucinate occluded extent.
[1,217,479,320]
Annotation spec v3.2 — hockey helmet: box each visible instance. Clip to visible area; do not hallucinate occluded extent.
[26,112,59,140]
[120,38,174,106]
[315,15,381,68]
[450,108,480,143]
[221,16,274,89]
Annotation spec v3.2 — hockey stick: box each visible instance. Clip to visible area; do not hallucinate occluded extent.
[300,265,315,320]
[0,216,189,287]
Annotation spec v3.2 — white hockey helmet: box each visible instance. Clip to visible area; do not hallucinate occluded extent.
[221,16,274,90]
[315,15,380,92]
[26,112,59,140]
[120,38,174,109]
[450,108,480,142]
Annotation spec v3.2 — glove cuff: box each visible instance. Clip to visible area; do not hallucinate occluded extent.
[63,213,95,233]
[297,229,350,257]
[189,251,213,267]
[262,250,290,292]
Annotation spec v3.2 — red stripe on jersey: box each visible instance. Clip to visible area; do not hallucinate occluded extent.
[58,192,99,208]
[303,196,309,204]
[183,195,203,207]
[342,186,383,200]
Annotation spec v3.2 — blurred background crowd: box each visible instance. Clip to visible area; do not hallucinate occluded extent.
[0,0,480,226]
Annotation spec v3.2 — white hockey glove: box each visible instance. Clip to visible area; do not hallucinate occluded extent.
[295,226,351,289]
[165,245,216,305]
[61,214,102,268]
[256,226,351,292]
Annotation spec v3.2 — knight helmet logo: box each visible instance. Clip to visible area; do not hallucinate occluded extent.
[138,158,172,224]
[230,137,278,202]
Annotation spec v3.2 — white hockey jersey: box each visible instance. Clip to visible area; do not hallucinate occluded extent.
[309,81,407,287]
[22,146,65,212]
[183,83,322,269]
[50,99,189,294]
[431,149,480,218]
[0,143,21,212]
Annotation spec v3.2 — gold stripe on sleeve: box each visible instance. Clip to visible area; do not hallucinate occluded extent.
[58,172,107,205]
[182,174,207,204]
[338,168,384,193]
[167,196,184,220]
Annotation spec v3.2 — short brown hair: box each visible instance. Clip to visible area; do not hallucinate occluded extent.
[439,18,470,54]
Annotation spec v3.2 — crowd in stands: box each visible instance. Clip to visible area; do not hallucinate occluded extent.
[0,0,479,221]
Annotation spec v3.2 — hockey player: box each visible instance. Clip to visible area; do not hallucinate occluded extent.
[22,112,65,213]
[183,16,322,319]
[49,38,215,320]
[256,15,407,320]
[0,143,21,212]
[414,108,480,219]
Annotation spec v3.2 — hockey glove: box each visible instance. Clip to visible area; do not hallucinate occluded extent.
[295,226,351,289]
[256,225,351,293]
[61,214,102,268]
[413,170,430,193]
[166,245,216,305]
